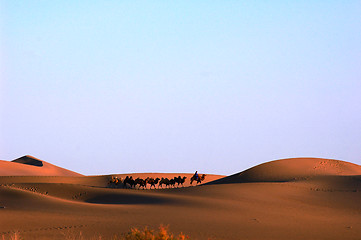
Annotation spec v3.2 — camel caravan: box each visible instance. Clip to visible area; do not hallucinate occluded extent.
[108,173,206,189]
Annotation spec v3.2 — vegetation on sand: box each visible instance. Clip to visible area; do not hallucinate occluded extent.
[122,225,188,240]
[1,225,189,240]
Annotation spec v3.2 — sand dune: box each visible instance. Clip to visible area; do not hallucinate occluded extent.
[1,156,361,239]
[208,157,361,184]
[0,155,83,177]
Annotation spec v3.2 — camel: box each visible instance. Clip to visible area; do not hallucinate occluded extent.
[116,177,123,187]
[123,176,136,189]
[174,176,187,187]
[169,178,176,188]
[147,177,160,189]
[135,178,148,189]
[108,176,122,188]
[158,178,170,188]
[190,174,206,185]
[108,176,116,186]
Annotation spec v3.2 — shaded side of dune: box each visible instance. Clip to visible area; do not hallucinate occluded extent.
[85,193,177,205]
[12,155,44,167]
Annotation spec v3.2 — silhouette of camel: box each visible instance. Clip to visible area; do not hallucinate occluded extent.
[159,178,170,188]
[174,176,187,187]
[190,174,206,185]
[147,177,160,189]
[135,177,148,189]
[108,176,122,188]
[123,176,136,188]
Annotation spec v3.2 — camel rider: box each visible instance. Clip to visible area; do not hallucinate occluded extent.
[193,171,199,181]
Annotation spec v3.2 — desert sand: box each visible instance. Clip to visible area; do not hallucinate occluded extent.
[1,155,361,239]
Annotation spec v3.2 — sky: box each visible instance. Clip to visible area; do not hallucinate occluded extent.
[1,1,361,175]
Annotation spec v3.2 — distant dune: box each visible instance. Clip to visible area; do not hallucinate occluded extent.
[0,155,83,177]
[1,156,361,240]
[207,157,361,184]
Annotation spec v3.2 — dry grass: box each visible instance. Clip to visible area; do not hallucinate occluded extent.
[121,225,188,240]
[61,225,188,240]
[1,232,22,240]
[1,225,188,240]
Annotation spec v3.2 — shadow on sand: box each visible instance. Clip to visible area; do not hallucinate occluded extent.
[85,193,175,205]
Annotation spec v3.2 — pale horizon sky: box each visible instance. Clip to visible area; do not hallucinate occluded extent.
[1,1,361,175]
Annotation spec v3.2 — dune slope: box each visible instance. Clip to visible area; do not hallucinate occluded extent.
[0,155,83,177]
[1,157,361,240]
[207,157,361,184]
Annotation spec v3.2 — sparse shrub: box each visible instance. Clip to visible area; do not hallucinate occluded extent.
[123,225,188,240]
[2,225,188,240]
[1,231,22,240]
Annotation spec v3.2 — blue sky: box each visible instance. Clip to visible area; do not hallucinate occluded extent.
[1,1,361,175]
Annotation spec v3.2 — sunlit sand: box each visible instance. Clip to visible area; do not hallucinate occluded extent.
[1,155,361,239]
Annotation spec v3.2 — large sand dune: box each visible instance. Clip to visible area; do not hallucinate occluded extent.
[1,156,361,239]
[207,157,361,184]
[0,155,83,177]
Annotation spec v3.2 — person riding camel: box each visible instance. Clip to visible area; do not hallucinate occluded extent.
[193,171,199,181]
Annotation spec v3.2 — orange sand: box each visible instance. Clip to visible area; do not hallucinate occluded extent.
[1,156,361,239]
